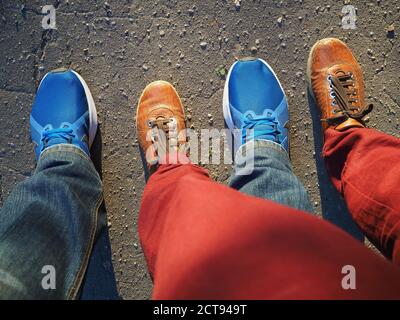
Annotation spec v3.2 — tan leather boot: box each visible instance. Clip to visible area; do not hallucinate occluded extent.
[307,38,373,131]
[136,81,187,170]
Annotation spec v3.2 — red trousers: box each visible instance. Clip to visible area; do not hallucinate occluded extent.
[139,128,400,299]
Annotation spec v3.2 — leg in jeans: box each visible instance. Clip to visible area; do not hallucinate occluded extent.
[229,140,313,213]
[0,145,103,299]
[224,58,313,212]
[0,69,118,299]
[307,39,400,264]
[136,81,400,299]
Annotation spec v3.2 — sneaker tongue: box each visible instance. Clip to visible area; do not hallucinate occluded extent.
[246,125,277,141]
[45,136,90,155]
[47,137,69,147]
[42,128,90,155]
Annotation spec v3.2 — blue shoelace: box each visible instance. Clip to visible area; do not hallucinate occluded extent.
[41,127,76,150]
[241,115,281,144]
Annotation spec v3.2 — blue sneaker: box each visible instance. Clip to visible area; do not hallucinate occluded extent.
[223,57,289,155]
[30,69,98,159]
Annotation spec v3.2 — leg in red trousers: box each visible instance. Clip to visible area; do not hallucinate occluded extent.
[324,128,400,265]
[139,153,400,299]
[308,39,400,266]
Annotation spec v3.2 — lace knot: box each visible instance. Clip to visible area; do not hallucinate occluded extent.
[242,115,281,143]
[41,127,76,150]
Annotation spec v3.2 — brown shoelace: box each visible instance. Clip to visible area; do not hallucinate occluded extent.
[148,116,189,162]
[325,70,373,125]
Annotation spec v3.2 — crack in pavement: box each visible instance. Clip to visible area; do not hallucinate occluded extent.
[32,29,53,89]
[31,1,61,88]
[383,91,399,108]
[0,87,34,95]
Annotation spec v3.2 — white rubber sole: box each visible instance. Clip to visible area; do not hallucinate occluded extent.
[222,60,238,131]
[71,70,98,147]
[38,69,98,148]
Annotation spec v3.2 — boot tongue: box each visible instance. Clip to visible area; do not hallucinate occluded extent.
[154,116,169,131]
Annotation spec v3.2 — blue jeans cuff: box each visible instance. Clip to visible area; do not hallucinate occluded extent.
[39,144,90,162]
[235,139,289,163]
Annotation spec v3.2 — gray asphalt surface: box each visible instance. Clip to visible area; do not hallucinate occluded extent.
[0,0,398,299]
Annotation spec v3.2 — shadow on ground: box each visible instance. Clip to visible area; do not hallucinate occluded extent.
[308,93,364,241]
[80,127,120,300]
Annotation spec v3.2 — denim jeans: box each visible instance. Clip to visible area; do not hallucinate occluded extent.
[0,145,118,299]
[229,140,314,213]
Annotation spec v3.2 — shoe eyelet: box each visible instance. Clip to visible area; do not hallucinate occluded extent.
[147,120,153,127]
